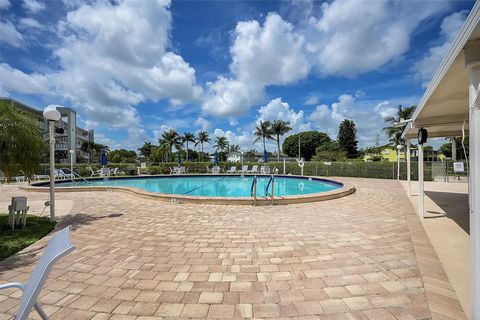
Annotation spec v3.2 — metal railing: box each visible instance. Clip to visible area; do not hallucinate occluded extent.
[250,175,257,206]
[265,175,274,205]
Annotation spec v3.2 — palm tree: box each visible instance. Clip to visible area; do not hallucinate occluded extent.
[182,132,196,162]
[383,105,416,146]
[138,142,153,159]
[214,136,229,161]
[253,120,274,152]
[228,144,240,153]
[271,120,292,161]
[195,131,210,161]
[160,129,182,160]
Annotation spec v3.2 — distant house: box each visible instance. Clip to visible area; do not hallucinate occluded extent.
[363,146,439,162]
[226,152,241,163]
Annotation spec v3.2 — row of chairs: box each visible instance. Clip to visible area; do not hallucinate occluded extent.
[89,167,124,177]
[211,165,272,174]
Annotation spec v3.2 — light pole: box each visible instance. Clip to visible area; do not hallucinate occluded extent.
[69,149,74,176]
[241,151,244,169]
[43,107,61,222]
[396,144,403,180]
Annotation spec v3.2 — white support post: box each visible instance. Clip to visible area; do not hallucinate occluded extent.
[407,139,411,196]
[397,148,400,180]
[468,63,480,320]
[48,121,56,222]
[418,142,424,220]
[451,137,457,161]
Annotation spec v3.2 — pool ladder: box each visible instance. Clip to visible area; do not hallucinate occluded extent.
[250,175,257,206]
[265,175,274,206]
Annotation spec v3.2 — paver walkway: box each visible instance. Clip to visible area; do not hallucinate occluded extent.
[0,178,465,319]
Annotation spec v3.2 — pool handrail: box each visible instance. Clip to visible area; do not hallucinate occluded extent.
[265,175,275,205]
[250,175,257,206]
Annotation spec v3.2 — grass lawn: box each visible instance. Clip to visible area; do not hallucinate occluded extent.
[0,214,56,260]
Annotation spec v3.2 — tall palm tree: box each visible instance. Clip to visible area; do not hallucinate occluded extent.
[214,136,229,161]
[383,105,416,146]
[138,142,153,159]
[271,120,292,161]
[160,129,182,160]
[195,131,210,161]
[228,144,240,153]
[182,132,196,162]
[253,120,274,152]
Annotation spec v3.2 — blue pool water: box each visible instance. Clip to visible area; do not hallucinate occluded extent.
[56,176,341,198]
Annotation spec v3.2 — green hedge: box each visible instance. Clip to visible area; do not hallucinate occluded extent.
[138,161,432,181]
[35,161,432,181]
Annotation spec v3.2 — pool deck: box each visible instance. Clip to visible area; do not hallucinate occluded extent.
[0,178,466,319]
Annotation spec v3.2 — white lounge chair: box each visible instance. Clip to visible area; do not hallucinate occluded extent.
[212,166,221,174]
[260,166,271,174]
[33,174,49,181]
[88,167,101,177]
[240,165,248,174]
[59,169,74,179]
[0,226,75,320]
[110,167,125,176]
[206,166,212,174]
[226,166,237,174]
[248,165,258,174]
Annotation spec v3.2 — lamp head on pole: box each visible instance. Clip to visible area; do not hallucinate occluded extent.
[43,107,61,121]
[396,145,403,150]
[69,149,74,154]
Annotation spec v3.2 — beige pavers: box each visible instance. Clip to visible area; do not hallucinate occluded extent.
[0,179,466,319]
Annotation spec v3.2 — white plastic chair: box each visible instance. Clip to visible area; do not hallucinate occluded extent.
[59,169,74,179]
[248,165,258,174]
[0,226,75,320]
[226,166,237,174]
[240,165,248,174]
[88,167,101,177]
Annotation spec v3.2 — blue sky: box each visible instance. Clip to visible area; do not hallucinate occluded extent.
[0,0,475,152]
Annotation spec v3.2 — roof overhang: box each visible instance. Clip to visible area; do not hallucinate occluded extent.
[402,1,480,140]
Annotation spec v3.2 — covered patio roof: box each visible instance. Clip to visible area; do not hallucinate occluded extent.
[402,1,480,139]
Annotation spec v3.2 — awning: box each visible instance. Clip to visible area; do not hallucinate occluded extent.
[402,1,480,139]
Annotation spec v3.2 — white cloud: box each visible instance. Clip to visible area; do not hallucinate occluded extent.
[304,95,319,106]
[414,10,468,86]
[308,93,419,146]
[231,13,309,85]
[202,13,308,117]
[305,0,451,77]
[0,21,24,47]
[19,17,46,30]
[0,63,50,94]
[257,98,310,132]
[195,117,211,131]
[0,0,10,10]
[0,0,201,138]
[203,77,263,116]
[213,128,252,150]
[22,0,45,13]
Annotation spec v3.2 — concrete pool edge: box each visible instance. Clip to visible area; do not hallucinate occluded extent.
[22,175,355,205]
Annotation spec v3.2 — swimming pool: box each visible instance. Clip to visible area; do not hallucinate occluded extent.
[56,175,341,197]
[30,175,355,205]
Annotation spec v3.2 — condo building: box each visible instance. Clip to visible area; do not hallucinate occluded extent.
[1,98,94,164]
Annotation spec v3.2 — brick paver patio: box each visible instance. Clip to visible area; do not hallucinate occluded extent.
[0,178,466,319]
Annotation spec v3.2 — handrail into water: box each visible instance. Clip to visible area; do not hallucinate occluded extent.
[250,175,257,206]
[72,171,89,183]
[265,175,275,205]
